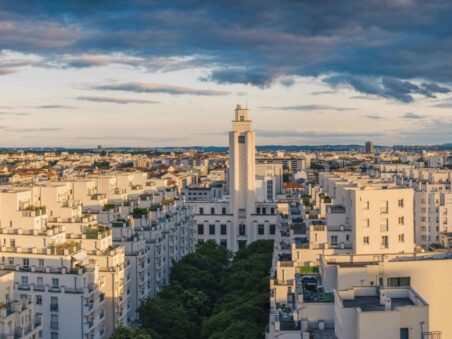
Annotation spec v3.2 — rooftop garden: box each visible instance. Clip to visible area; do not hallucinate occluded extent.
[49,240,81,255]
[103,203,115,211]
[84,226,110,239]
[132,207,149,218]
[299,266,319,275]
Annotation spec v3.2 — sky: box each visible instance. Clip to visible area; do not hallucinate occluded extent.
[0,0,451,147]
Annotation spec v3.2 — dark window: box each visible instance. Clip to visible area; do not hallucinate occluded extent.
[271,207,275,214]
[238,135,246,144]
[262,208,267,215]
[238,240,247,250]
[221,224,227,235]
[258,224,265,235]
[387,277,411,287]
[239,224,246,236]
[197,224,204,235]
[220,239,227,248]
[210,207,215,214]
[400,328,409,339]
[199,207,204,215]
[270,224,276,235]
[256,207,261,214]
[222,207,226,215]
[209,224,215,235]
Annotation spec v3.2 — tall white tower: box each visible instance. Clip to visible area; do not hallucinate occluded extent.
[229,104,256,250]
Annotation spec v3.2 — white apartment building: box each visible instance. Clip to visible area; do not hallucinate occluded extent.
[320,253,448,338]
[0,271,43,339]
[311,173,415,255]
[335,286,429,339]
[0,171,195,338]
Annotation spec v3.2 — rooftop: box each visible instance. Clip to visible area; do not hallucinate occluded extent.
[342,295,414,312]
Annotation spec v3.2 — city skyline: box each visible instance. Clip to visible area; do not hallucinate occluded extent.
[1,1,452,147]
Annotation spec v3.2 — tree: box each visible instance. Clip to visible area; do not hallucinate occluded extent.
[111,326,152,339]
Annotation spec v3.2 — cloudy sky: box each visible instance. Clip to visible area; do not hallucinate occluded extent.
[0,0,451,147]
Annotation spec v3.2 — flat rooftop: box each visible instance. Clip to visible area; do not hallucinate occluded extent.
[343,295,414,312]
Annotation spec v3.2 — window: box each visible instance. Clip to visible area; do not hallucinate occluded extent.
[220,239,227,248]
[220,224,227,235]
[398,199,404,207]
[197,224,204,235]
[210,207,215,215]
[50,296,58,311]
[52,279,59,288]
[21,276,28,285]
[238,135,246,144]
[209,224,215,235]
[346,234,350,241]
[51,332,58,339]
[256,207,261,214]
[362,201,370,209]
[37,277,43,286]
[381,235,389,249]
[239,224,246,236]
[270,224,276,235]
[23,258,30,268]
[363,219,370,228]
[387,277,410,287]
[10,239,15,247]
[380,218,389,232]
[331,236,338,245]
[238,240,247,250]
[262,207,267,215]
[38,259,44,267]
[197,239,204,245]
[380,201,388,214]
[222,207,226,215]
[199,207,204,215]
[258,224,264,235]
[363,236,369,245]
[398,234,405,242]
[266,180,273,200]
[271,207,275,214]
[36,295,42,305]
[50,314,58,330]
[398,216,404,225]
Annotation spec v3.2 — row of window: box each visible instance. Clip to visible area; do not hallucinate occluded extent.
[362,217,405,228]
[199,207,227,215]
[362,199,405,212]
[197,224,277,236]
[198,206,276,215]
[21,275,59,287]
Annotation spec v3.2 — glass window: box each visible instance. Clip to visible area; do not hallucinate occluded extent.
[239,224,246,236]
[209,224,215,235]
[270,224,276,235]
[197,224,204,235]
[258,224,264,235]
[220,224,227,235]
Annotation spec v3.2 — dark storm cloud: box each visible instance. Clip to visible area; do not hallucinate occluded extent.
[0,0,452,101]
